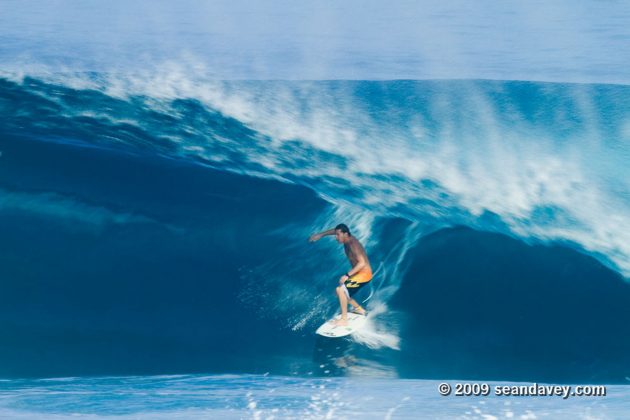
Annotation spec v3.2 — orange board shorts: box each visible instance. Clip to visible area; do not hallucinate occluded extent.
[343,267,373,297]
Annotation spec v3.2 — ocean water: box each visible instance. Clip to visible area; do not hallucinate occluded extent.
[0,375,628,419]
[1,1,630,418]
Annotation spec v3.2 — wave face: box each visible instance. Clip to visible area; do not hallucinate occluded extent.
[1,74,629,382]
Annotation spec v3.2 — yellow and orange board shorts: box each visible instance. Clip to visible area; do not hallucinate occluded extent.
[344,267,373,297]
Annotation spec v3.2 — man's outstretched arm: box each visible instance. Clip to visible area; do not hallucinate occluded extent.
[308,228,336,242]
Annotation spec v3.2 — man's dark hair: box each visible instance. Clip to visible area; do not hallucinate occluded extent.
[335,223,351,236]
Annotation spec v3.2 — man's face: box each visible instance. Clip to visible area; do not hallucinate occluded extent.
[335,229,348,244]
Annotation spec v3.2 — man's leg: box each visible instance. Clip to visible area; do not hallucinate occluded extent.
[347,297,366,315]
[335,286,349,325]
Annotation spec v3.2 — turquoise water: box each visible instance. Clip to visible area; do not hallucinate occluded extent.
[1,375,627,419]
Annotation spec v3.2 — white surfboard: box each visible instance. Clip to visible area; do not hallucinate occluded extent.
[316,312,367,338]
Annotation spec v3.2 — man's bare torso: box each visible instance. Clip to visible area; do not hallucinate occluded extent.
[344,237,371,270]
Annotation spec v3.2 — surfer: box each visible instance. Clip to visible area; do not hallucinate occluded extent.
[309,224,372,326]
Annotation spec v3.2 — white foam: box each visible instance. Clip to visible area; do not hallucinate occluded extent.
[351,303,400,350]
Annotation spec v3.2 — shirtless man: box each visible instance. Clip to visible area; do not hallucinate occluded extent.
[309,224,373,326]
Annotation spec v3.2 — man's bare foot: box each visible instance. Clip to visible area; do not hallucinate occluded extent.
[333,318,349,326]
[352,307,367,316]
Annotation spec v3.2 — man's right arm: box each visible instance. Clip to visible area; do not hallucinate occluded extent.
[308,228,336,242]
